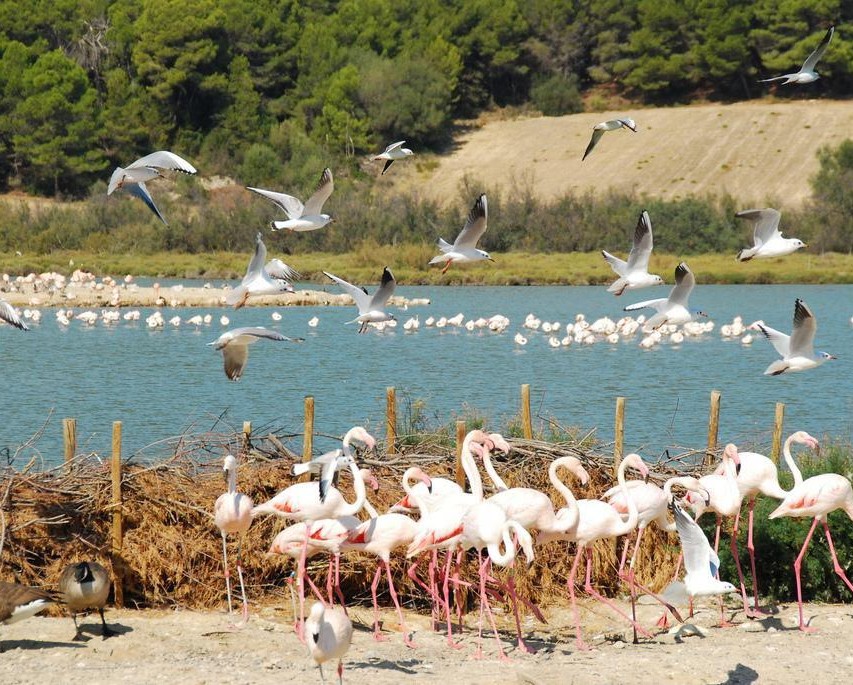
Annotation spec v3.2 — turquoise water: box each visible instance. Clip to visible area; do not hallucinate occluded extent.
[2,284,850,468]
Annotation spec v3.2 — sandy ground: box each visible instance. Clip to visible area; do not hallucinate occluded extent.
[411,101,853,209]
[2,596,852,684]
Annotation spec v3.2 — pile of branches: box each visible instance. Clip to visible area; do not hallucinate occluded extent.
[0,426,707,617]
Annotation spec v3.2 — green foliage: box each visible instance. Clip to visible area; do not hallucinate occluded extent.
[803,139,853,253]
[530,72,583,116]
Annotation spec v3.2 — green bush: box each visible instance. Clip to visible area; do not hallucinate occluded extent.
[531,72,583,117]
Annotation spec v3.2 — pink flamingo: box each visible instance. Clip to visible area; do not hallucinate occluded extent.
[481,443,590,652]
[213,454,254,625]
[603,474,709,634]
[713,431,818,617]
[681,443,743,626]
[539,452,651,651]
[769,438,853,632]
[268,522,332,608]
[340,467,430,647]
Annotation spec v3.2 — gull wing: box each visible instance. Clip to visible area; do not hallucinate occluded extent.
[246,186,304,220]
[623,297,667,313]
[222,343,249,381]
[626,210,653,271]
[128,150,197,174]
[128,182,167,225]
[324,271,371,313]
[369,267,396,309]
[736,208,781,247]
[381,159,394,175]
[602,250,628,277]
[672,501,714,582]
[302,168,334,217]
[0,298,28,330]
[618,118,638,132]
[788,298,817,358]
[453,194,488,250]
[265,258,301,282]
[667,262,695,307]
[582,128,604,161]
[107,167,125,195]
[802,25,834,73]
[756,322,791,357]
[319,449,346,502]
[384,141,406,154]
[243,232,267,283]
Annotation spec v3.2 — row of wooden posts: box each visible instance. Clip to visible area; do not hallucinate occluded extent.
[59,386,787,608]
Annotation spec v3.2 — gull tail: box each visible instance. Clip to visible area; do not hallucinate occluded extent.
[736,247,756,262]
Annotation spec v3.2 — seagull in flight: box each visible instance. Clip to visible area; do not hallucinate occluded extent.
[735,208,806,261]
[429,193,492,274]
[291,449,351,502]
[671,500,738,599]
[324,267,397,333]
[0,297,28,331]
[226,233,300,308]
[754,298,835,376]
[759,25,834,84]
[208,327,303,381]
[582,118,637,161]
[372,141,414,175]
[624,262,706,330]
[247,168,334,232]
[602,209,664,295]
[107,151,197,225]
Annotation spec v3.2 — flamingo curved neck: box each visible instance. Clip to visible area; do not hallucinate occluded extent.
[482,452,509,491]
[487,526,517,566]
[339,461,367,516]
[460,435,484,500]
[549,459,580,532]
[227,467,237,495]
[782,435,805,488]
[342,429,358,458]
[401,468,431,514]
[616,458,639,535]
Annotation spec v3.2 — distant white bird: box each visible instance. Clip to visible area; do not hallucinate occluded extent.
[324,267,396,333]
[755,298,835,375]
[107,150,197,225]
[429,193,492,273]
[208,327,302,380]
[372,140,414,175]
[305,602,353,684]
[582,118,637,161]
[602,210,664,295]
[226,232,300,308]
[0,297,28,331]
[624,262,706,330]
[671,500,739,599]
[735,208,806,261]
[247,168,334,232]
[759,25,834,85]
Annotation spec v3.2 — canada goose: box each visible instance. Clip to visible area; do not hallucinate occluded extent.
[0,580,53,625]
[59,561,114,640]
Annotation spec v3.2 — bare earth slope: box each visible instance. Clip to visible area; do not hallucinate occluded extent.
[415,101,853,209]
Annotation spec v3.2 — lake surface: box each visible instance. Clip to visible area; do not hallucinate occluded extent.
[2,284,850,468]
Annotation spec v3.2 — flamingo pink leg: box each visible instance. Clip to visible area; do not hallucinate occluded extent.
[822,522,853,593]
[794,517,820,632]
[473,555,509,662]
[441,549,463,648]
[407,556,440,631]
[711,515,734,628]
[235,539,249,625]
[729,510,753,618]
[566,546,591,651]
[370,565,387,642]
[745,498,769,616]
[220,533,233,615]
[583,547,652,639]
[383,560,416,648]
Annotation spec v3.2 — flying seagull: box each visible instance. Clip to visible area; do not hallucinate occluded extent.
[0,297,28,331]
[324,267,396,333]
[107,150,197,225]
[602,209,664,295]
[754,298,835,375]
[671,500,738,599]
[372,141,414,175]
[226,232,300,308]
[429,193,492,274]
[247,168,334,232]
[582,118,637,161]
[208,327,303,381]
[735,208,806,261]
[291,448,351,502]
[759,25,834,85]
[624,262,706,330]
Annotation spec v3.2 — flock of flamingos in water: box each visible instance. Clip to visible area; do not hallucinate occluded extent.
[208,425,853,681]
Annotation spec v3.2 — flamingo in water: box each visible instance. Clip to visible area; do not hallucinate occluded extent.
[213,454,253,624]
[538,452,651,651]
[769,437,853,632]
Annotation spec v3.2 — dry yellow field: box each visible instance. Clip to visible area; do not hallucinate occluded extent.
[405,100,853,209]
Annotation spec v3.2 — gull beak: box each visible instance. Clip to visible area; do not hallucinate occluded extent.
[488,257,495,262]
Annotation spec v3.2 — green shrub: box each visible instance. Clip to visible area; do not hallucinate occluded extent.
[530,72,584,117]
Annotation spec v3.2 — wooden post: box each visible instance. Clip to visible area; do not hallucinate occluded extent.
[301,396,314,481]
[63,418,76,466]
[386,387,397,455]
[705,390,721,466]
[455,420,466,488]
[771,402,785,464]
[111,421,124,608]
[521,384,533,439]
[242,421,252,451]
[614,397,626,478]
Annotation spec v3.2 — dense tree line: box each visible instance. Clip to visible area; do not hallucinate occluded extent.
[0,0,849,201]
